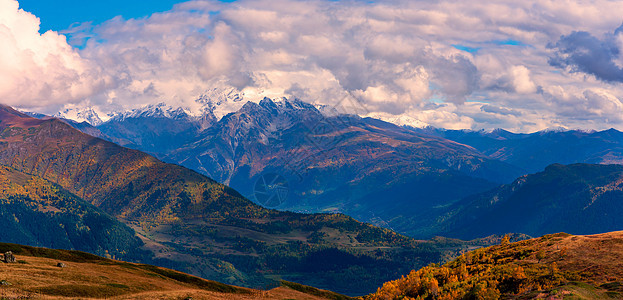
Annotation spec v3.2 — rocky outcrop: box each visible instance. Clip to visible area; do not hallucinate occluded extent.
[3,251,16,263]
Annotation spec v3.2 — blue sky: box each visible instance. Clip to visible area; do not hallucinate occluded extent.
[18,0,192,32]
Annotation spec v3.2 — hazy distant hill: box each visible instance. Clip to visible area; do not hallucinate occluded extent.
[418,127,623,174]
[0,104,490,295]
[429,163,623,240]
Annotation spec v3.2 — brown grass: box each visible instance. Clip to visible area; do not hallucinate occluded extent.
[537,231,623,284]
[0,253,339,299]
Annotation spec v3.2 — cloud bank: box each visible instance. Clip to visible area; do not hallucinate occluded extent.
[3,0,623,132]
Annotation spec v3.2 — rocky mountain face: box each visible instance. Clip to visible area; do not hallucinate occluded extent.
[52,98,623,240]
[55,107,104,126]
[160,98,522,237]
[53,98,524,237]
[97,103,215,157]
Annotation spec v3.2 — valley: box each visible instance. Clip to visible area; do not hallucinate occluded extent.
[60,98,623,240]
[16,99,623,297]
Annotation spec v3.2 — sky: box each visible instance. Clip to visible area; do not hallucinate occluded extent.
[2,0,623,132]
[16,0,184,32]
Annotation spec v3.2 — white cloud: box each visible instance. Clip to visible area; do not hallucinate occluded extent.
[0,0,111,111]
[510,65,537,94]
[3,0,623,132]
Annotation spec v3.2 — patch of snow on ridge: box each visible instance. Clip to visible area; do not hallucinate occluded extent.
[365,112,428,128]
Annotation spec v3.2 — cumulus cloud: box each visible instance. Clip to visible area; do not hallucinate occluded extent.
[3,0,623,132]
[548,25,623,82]
[0,0,111,111]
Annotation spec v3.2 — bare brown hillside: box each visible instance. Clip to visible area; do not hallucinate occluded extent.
[0,243,351,300]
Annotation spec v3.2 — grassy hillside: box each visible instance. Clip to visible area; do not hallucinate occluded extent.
[0,242,352,299]
[368,231,623,299]
[0,104,488,295]
[0,165,146,262]
[428,163,623,240]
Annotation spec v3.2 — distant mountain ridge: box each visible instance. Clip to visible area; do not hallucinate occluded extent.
[54,107,104,126]
[424,163,623,239]
[417,127,623,174]
[42,99,623,240]
[160,97,521,237]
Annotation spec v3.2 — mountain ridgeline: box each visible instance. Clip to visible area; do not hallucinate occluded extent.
[10,99,623,296]
[0,105,251,223]
[0,104,493,295]
[62,98,523,237]
[97,103,215,157]
[418,127,623,174]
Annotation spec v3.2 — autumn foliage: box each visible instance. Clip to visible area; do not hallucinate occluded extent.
[368,232,623,299]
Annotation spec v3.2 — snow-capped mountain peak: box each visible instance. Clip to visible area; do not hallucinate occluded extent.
[364,112,428,128]
[54,107,103,126]
[110,103,190,121]
[314,104,340,117]
[539,126,569,133]
[193,87,247,119]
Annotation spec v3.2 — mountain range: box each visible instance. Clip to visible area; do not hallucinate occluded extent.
[0,165,146,262]
[8,97,623,297]
[0,104,503,296]
[50,98,526,238]
[51,98,623,240]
